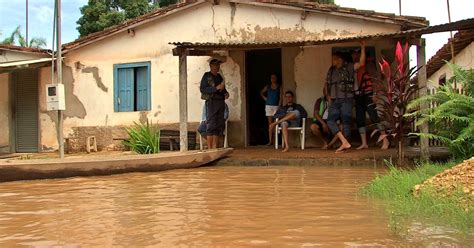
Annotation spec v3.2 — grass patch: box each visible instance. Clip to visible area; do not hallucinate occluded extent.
[122,121,160,154]
[362,160,474,233]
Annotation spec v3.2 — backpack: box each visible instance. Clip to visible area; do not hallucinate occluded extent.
[327,64,355,96]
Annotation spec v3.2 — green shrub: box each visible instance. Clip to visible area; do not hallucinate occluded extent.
[407,63,474,159]
[122,121,160,154]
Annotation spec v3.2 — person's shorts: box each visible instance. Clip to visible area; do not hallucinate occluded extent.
[265,105,279,117]
[312,119,327,132]
[281,110,301,127]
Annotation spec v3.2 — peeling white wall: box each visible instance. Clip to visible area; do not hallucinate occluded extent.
[38,67,59,149]
[36,0,404,149]
[428,42,474,89]
[0,73,9,147]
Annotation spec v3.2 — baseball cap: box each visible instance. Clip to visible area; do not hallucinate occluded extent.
[209,59,223,65]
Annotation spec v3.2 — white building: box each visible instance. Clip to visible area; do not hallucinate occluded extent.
[427,29,474,90]
[0,0,431,153]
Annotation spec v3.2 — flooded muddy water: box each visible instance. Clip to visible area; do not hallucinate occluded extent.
[0,166,471,247]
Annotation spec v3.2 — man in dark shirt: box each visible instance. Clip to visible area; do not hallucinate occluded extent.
[324,41,366,153]
[270,91,307,152]
[200,59,229,149]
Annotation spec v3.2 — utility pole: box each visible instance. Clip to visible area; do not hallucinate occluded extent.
[447,0,457,90]
[398,0,402,16]
[56,0,64,159]
[26,0,28,46]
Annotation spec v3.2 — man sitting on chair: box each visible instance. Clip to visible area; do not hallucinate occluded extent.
[270,91,307,152]
[310,95,331,150]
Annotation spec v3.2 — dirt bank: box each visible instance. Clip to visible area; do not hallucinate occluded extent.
[414,157,473,208]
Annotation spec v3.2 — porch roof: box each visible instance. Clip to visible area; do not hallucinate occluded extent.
[0,58,54,73]
[170,18,474,51]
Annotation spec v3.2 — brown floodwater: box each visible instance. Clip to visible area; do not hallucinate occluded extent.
[0,166,471,247]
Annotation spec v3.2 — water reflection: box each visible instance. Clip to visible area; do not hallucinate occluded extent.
[0,166,471,247]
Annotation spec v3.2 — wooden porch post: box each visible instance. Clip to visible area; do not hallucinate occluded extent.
[178,48,188,152]
[416,38,430,161]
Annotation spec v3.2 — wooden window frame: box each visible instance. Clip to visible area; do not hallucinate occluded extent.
[113,62,151,112]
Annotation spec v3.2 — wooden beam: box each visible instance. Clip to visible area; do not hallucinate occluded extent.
[178,48,188,152]
[416,38,429,161]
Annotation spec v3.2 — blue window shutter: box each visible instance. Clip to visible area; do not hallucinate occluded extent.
[136,66,150,111]
[117,68,134,112]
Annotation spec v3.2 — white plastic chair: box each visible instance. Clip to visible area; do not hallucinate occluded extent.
[274,118,306,150]
[199,120,228,150]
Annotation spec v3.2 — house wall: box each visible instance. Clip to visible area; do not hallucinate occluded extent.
[428,42,474,89]
[0,50,46,63]
[37,0,403,150]
[0,73,9,151]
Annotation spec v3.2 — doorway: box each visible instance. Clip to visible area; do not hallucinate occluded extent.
[13,69,39,152]
[245,49,282,146]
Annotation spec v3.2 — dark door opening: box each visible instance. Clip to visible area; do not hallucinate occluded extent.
[245,49,282,146]
[14,70,39,152]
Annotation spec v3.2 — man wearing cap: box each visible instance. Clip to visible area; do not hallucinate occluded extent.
[324,41,366,153]
[200,59,229,149]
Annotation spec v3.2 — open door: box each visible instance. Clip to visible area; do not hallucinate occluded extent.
[245,49,282,146]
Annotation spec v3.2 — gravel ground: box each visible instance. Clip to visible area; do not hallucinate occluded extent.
[414,157,474,208]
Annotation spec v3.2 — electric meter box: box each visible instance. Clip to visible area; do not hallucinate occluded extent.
[46,84,66,111]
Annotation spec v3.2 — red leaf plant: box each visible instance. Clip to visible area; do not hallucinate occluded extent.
[372,41,419,164]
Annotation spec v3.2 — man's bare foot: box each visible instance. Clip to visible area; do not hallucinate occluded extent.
[336,143,351,153]
[266,142,273,146]
[356,144,368,150]
[321,143,328,150]
[381,139,389,149]
[282,147,289,152]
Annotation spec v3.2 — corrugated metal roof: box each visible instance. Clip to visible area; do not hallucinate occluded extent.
[170,18,474,49]
[426,29,474,78]
[0,58,54,73]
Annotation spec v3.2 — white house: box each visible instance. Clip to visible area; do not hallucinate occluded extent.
[0,0,432,153]
[427,29,474,90]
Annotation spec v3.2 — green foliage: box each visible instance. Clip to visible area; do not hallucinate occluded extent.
[77,0,177,37]
[373,42,418,164]
[0,25,47,48]
[407,63,474,159]
[122,121,160,154]
[362,161,474,232]
[28,38,47,49]
[156,0,178,8]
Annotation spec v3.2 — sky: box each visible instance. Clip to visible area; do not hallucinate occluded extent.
[0,0,472,60]
[0,0,87,48]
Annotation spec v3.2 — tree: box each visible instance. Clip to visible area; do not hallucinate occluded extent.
[77,0,177,37]
[0,25,47,49]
